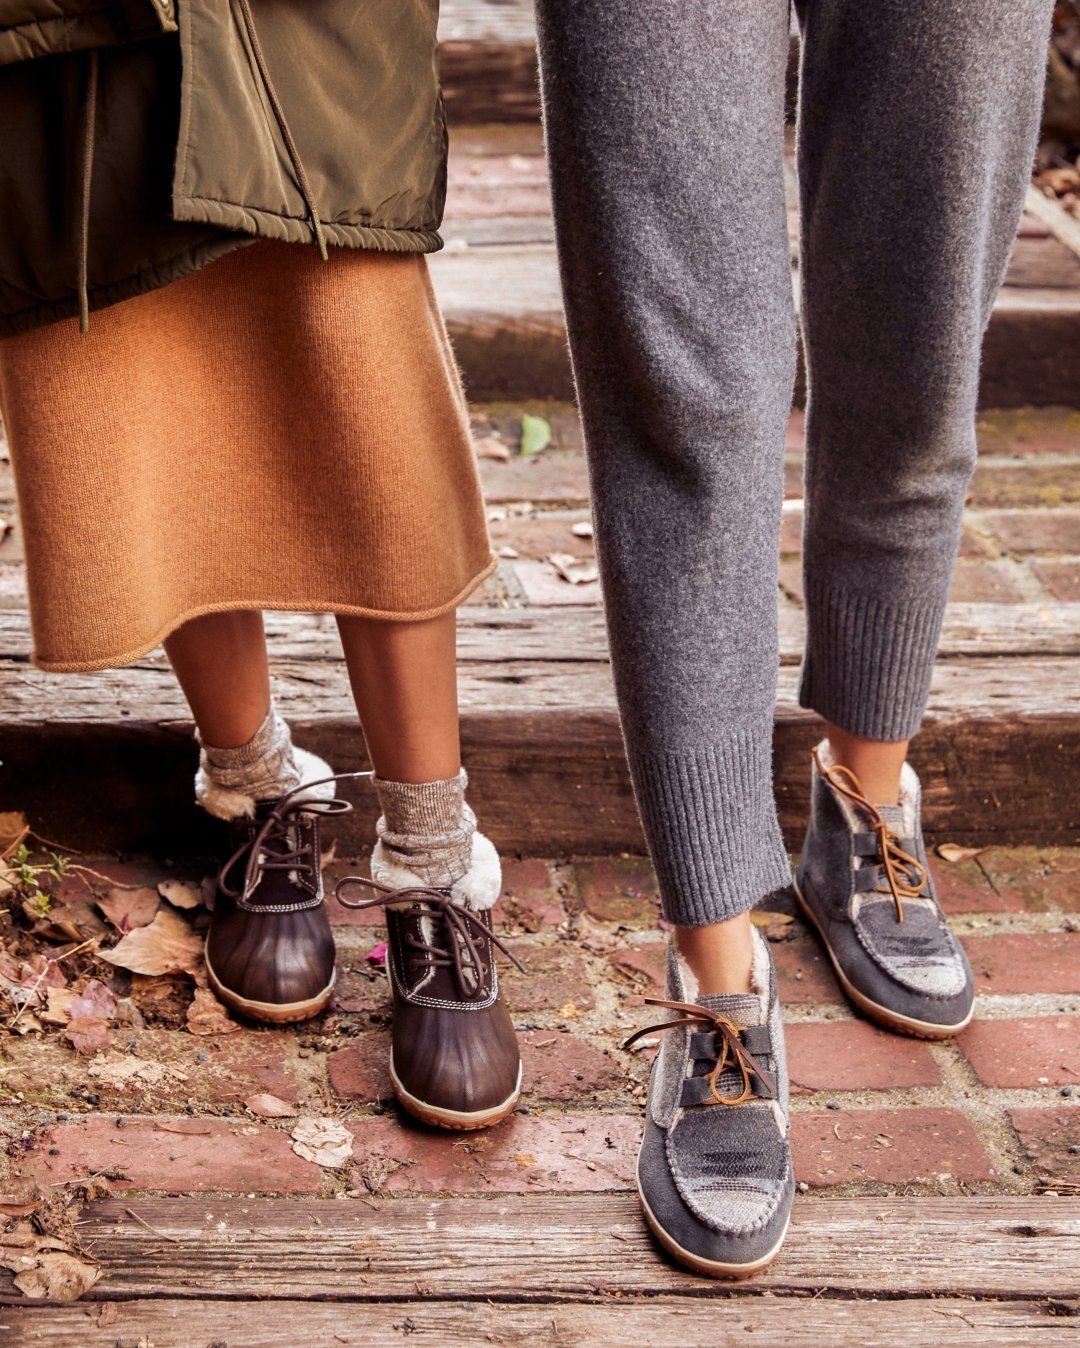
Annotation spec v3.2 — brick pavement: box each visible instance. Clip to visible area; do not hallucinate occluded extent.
[3,847,1076,1202]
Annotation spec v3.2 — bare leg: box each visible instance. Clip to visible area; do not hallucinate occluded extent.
[675,913,755,995]
[336,612,460,781]
[164,611,270,746]
[823,723,909,804]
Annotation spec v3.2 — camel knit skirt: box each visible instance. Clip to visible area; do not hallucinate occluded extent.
[0,241,495,672]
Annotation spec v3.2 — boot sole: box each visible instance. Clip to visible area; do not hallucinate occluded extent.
[205,954,335,1025]
[792,879,974,1040]
[390,1053,522,1131]
[636,1147,791,1280]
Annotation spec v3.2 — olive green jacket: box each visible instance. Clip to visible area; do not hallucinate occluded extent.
[0,0,448,337]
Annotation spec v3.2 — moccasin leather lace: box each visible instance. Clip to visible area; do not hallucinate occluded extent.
[336,874,526,997]
[812,747,926,924]
[624,998,777,1106]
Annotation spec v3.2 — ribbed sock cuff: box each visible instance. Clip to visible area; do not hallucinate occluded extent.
[373,769,474,887]
[196,705,302,812]
[797,575,946,742]
[629,725,792,927]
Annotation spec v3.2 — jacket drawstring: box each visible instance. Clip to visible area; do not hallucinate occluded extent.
[235,0,329,261]
[77,48,99,333]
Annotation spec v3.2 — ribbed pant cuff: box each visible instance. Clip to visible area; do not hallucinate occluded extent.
[628,726,792,927]
[797,575,946,742]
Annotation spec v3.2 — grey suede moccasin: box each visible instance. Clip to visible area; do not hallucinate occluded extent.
[625,928,793,1278]
[794,741,974,1038]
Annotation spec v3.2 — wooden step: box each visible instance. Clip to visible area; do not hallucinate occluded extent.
[1,604,1076,857]
[3,1195,1077,1345]
[431,241,1080,406]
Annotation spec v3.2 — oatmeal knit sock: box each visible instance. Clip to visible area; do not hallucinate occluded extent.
[373,769,475,888]
[195,706,303,820]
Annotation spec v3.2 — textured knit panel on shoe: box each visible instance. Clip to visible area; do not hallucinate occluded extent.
[666,990,789,1235]
[852,896,968,997]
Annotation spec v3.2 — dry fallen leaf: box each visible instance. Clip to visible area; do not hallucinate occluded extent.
[99,907,203,978]
[245,1093,298,1119]
[41,987,78,1026]
[12,1250,100,1300]
[157,879,203,910]
[570,520,594,538]
[936,843,984,864]
[750,910,796,943]
[547,552,599,585]
[0,810,29,855]
[0,1178,45,1218]
[69,978,117,1021]
[97,886,160,933]
[96,1302,119,1328]
[63,1019,112,1055]
[185,986,239,1037]
[291,1117,353,1169]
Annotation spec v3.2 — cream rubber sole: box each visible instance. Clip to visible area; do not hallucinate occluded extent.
[792,879,974,1040]
[636,1151,791,1280]
[205,952,335,1025]
[390,1052,522,1131]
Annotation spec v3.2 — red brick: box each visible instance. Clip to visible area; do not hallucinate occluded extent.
[520,1030,623,1101]
[1031,560,1080,602]
[333,960,392,1014]
[574,857,661,928]
[514,559,601,606]
[791,1108,995,1187]
[22,1116,321,1193]
[348,1114,639,1194]
[932,856,1022,914]
[962,932,1080,995]
[55,856,176,905]
[785,1020,940,1092]
[947,559,1026,603]
[770,936,843,1005]
[327,1033,391,1103]
[1009,1107,1080,1180]
[974,848,1080,913]
[785,411,805,452]
[959,1016,1080,1088]
[608,943,664,995]
[501,858,566,931]
[501,943,596,1015]
[328,1029,622,1105]
[0,1029,302,1110]
[487,514,594,561]
[979,508,1080,554]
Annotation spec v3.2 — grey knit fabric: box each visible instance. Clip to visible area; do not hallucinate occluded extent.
[535,0,1053,925]
[374,770,475,887]
[197,707,301,804]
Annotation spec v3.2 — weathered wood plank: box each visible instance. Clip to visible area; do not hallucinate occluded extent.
[7,1295,1078,1347]
[0,653,1077,853]
[1,1196,1075,1303]
[2,602,1079,665]
[430,244,1080,404]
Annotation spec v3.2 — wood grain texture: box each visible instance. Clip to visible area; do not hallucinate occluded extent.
[7,1295,1078,1347]
[1,1195,1076,1303]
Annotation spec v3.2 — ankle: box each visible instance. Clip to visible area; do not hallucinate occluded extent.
[822,726,908,806]
[674,913,755,996]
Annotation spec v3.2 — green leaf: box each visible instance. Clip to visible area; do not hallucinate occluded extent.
[519,413,552,458]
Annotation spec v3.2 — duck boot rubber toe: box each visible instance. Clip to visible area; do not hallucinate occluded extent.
[794,743,974,1038]
[206,782,351,1024]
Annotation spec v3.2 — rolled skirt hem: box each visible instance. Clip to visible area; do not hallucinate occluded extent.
[30,554,498,674]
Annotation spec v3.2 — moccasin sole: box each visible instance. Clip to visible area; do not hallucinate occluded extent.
[792,879,974,1039]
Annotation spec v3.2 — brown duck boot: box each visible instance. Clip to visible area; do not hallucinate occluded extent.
[336,772,522,1129]
[206,781,356,1023]
[197,709,357,1024]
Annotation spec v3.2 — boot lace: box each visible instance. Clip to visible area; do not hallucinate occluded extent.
[624,998,776,1106]
[813,748,926,924]
[336,875,525,997]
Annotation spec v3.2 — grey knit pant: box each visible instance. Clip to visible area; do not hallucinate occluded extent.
[535,0,1053,925]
